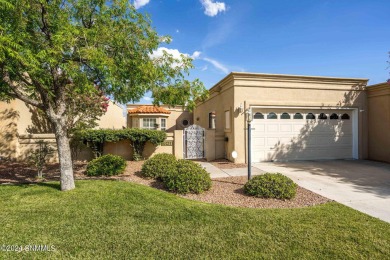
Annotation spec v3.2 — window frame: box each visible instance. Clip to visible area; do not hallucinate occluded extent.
[293,113,303,119]
[254,112,264,119]
[225,110,231,130]
[330,113,339,120]
[318,113,328,120]
[209,112,216,129]
[306,113,315,120]
[142,118,157,130]
[280,112,291,119]
[341,113,350,120]
[267,112,277,119]
[160,118,167,131]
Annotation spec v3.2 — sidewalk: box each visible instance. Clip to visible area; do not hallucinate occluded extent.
[197,161,264,179]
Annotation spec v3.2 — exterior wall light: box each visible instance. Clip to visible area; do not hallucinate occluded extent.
[238,103,243,114]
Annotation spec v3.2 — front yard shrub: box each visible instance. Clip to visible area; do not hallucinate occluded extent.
[73,128,166,160]
[86,154,127,176]
[163,160,212,194]
[244,173,297,200]
[141,153,177,179]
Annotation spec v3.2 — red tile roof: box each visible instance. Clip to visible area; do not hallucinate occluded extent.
[128,105,171,114]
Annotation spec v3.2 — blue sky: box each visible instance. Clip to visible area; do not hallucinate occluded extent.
[133,0,390,103]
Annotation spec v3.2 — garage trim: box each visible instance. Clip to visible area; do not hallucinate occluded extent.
[248,105,359,160]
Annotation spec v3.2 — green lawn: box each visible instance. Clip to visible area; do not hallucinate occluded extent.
[0,181,389,259]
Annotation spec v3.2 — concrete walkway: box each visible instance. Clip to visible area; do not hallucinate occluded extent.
[197,161,263,179]
[198,160,390,224]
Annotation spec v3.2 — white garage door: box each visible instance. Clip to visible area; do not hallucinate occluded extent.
[251,109,354,162]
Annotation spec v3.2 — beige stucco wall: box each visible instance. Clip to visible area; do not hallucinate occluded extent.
[0,99,126,160]
[195,72,368,163]
[96,102,126,129]
[367,83,390,163]
[103,133,174,160]
[194,78,235,160]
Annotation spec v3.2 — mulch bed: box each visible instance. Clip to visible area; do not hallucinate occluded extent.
[0,160,331,208]
[211,159,247,169]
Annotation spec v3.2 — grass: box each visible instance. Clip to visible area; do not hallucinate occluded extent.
[0,180,389,259]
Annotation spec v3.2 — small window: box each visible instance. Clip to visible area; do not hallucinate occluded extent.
[225,110,231,129]
[142,118,157,129]
[161,118,166,131]
[182,119,189,126]
[330,113,339,120]
[209,112,216,129]
[281,112,290,119]
[306,113,315,119]
[254,112,264,119]
[267,112,277,119]
[293,113,303,119]
[318,113,327,120]
[341,113,350,120]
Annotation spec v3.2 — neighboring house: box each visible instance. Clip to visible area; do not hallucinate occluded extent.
[0,99,126,160]
[194,72,369,164]
[127,104,193,132]
[103,104,190,160]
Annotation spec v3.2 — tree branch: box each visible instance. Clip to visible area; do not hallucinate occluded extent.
[2,70,43,109]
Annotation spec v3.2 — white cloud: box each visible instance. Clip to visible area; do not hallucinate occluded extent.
[150,48,201,64]
[133,0,150,9]
[191,51,202,59]
[200,0,226,17]
[201,65,208,71]
[150,47,186,61]
[203,57,229,74]
[176,29,180,33]
[143,96,152,101]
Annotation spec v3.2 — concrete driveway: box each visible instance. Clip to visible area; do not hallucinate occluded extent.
[253,160,390,223]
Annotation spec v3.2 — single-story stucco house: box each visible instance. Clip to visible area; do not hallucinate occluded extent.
[1,72,389,164]
[194,72,368,164]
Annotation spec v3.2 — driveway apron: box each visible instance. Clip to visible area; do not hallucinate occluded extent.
[253,160,390,223]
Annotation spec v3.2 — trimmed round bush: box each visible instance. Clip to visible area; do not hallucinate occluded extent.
[141,153,177,179]
[86,154,127,176]
[163,160,212,194]
[244,173,297,200]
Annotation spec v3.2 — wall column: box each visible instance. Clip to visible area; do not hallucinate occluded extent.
[205,129,216,161]
[174,130,183,159]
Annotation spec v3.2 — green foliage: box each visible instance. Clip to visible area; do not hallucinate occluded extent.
[0,0,207,190]
[73,129,167,160]
[86,154,127,176]
[141,153,177,179]
[163,160,212,194]
[0,0,207,109]
[27,140,55,178]
[244,173,297,200]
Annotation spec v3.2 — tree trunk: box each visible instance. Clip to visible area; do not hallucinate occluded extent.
[53,121,75,191]
[37,169,43,179]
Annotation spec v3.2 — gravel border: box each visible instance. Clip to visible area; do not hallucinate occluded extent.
[0,161,331,208]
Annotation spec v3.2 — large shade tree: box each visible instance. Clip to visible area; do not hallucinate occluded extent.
[0,0,207,191]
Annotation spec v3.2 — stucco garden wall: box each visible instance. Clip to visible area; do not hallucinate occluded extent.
[367,83,390,163]
[0,99,126,160]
